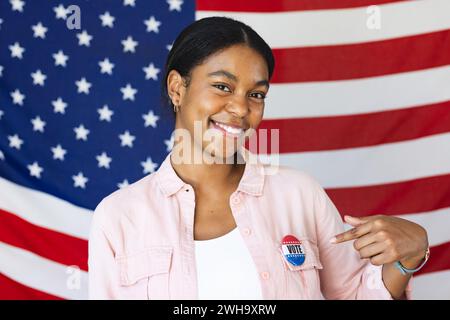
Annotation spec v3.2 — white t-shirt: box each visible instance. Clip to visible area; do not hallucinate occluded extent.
[194,227,263,300]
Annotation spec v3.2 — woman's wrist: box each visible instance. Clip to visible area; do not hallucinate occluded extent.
[399,248,429,270]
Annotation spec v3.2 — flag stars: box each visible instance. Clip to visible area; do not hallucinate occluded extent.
[119,130,136,148]
[167,0,183,12]
[99,58,114,75]
[99,11,115,28]
[0,150,4,161]
[32,22,48,39]
[164,133,174,152]
[27,162,43,179]
[31,69,47,86]
[77,30,93,47]
[96,152,112,169]
[143,63,160,80]
[121,36,138,53]
[120,83,137,101]
[52,97,68,114]
[118,179,129,189]
[141,157,157,174]
[8,134,24,150]
[0,65,3,77]
[144,16,161,33]
[51,144,67,161]
[123,0,136,7]
[53,50,69,67]
[10,0,25,12]
[72,172,88,189]
[98,105,113,122]
[0,110,4,120]
[9,42,25,59]
[74,124,90,141]
[54,4,69,19]
[11,89,25,106]
[143,110,159,128]
[75,77,92,94]
[31,116,46,132]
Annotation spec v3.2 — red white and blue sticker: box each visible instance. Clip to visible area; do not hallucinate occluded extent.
[281,235,306,267]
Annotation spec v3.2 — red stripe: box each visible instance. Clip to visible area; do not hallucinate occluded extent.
[0,273,63,300]
[0,208,88,271]
[416,241,450,276]
[256,100,450,153]
[196,0,406,12]
[271,30,450,83]
[326,174,450,217]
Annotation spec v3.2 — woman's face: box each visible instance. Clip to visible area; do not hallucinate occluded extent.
[167,44,269,162]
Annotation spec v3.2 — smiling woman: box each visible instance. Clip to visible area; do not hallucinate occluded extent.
[88,16,429,300]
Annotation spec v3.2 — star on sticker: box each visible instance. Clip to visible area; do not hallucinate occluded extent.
[32,22,48,39]
[141,157,157,174]
[31,116,46,132]
[54,4,68,19]
[75,77,92,94]
[98,105,114,122]
[121,36,138,53]
[119,130,136,148]
[120,83,137,101]
[52,97,68,114]
[77,30,93,47]
[8,134,24,150]
[11,89,25,106]
[9,42,25,59]
[123,0,136,7]
[74,124,90,141]
[143,63,160,80]
[118,179,129,189]
[167,0,183,12]
[53,50,69,67]
[142,110,159,128]
[31,69,47,86]
[72,172,88,189]
[27,162,43,179]
[10,0,25,12]
[99,58,114,75]
[164,133,174,151]
[51,144,67,161]
[96,152,112,169]
[144,16,161,33]
[99,11,115,28]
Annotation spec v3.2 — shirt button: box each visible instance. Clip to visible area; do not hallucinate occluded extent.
[243,228,251,236]
[261,272,270,280]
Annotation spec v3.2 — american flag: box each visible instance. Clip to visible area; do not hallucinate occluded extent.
[0,0,449,299]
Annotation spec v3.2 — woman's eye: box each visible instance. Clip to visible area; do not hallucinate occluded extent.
[213,84,231,92]
[250,92,266,100]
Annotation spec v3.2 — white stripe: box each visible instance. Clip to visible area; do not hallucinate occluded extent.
[0,241,88,300]
[261,132,450,188]
[197,0,450,48]
[264,65,450,119]
[412,270,450,299]
[0,177,92,240]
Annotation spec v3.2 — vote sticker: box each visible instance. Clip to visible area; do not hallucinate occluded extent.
[281,235,306,267]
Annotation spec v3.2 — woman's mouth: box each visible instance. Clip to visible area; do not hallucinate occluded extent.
[209,120,244,138]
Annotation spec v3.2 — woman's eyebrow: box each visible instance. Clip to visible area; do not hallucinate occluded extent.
[207,69,269,88]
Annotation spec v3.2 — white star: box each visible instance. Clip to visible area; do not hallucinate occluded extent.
[54,4,68,20]
[166,43,173,51]
[0,150,4,161]
[31,116,46,132]
[74,124,90,141]
[52,97,68,114]
[8,134,24,150]
[123,0,136,7]
[77,30,93,47]
[0,19,3,31]
[27,162,43,179]
[10,0,25,12]
[99,11,115,28]
[75,77,92,94]
[72,172,88,189]
[167,0,183,12]
[141,157,157,174]
[144,16,161,33]
[0,110,4,120]
[97,105,113,122]
[31,69,47,86]
[11,89,25,106]
[118,179,129,189]
[142,110,159,128]
[119,130,136,148]
[96,152,112,169]
[51,144,67,161]
[164,133,174,152]
[121,36,138,53]
[0,65,3,77]
[32,22,48,39]
[120,83,137,101]
[9,42,25,59]
[99,58,114,75]
[53,50,69,67]
[143,63,160,80]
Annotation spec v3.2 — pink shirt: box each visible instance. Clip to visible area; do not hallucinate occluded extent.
[88,149,412,300]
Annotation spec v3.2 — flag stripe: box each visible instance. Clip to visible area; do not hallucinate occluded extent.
[416,241,450,276]
[197,0,450,48]
[271,30,450,83]
[0,209,88,271]
[0,273,63,300]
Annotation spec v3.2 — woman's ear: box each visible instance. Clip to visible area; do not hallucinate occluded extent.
[167,69,187,108]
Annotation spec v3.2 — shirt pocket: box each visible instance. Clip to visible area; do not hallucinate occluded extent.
[115,246,173,300]
[279,238,324,299]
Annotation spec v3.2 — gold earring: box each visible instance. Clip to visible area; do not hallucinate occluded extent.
[173,104,179,113]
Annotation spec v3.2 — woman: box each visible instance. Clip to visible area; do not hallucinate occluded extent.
[88,17,429,300]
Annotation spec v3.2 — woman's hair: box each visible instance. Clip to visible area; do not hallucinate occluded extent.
[160,16,275,120]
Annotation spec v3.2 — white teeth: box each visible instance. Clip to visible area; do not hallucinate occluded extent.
[213,121,243,135]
